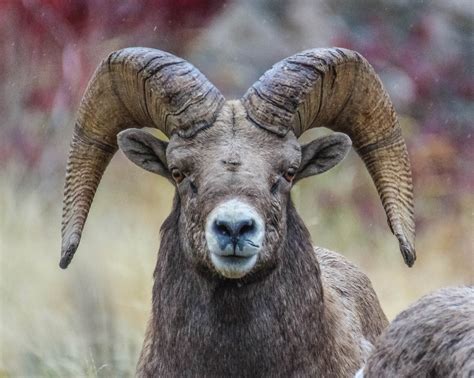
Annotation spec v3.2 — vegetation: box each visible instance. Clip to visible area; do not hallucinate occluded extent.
[1,0,472,376]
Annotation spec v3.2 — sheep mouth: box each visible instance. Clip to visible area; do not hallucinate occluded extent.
[211,246,259,259]
[215,254,255,261]
[209,253,258,279]
[211,252,257,262]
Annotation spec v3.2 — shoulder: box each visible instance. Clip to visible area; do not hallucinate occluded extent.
[315,246,376,296]
[314,246,389,344]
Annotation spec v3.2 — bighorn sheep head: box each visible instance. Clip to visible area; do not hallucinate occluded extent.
[60,47,416,277]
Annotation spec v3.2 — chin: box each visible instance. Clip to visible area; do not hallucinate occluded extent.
[210,253,258,279]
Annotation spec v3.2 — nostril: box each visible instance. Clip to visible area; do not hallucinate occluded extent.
[213,218,256,240]
[215,220,231,236]
[236,219,255,237]
[206,200,265,260]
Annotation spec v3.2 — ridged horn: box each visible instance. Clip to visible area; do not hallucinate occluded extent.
[242,48,415,266]
[60,47,225,269]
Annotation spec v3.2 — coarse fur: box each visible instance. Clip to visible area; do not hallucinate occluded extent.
[359,286,474,378]
[136,198,387,377]
[60,47,417,377]
[115,101,391,377]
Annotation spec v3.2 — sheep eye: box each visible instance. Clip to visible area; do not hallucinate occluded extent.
[283,168,297,182]
[171,169,184,184]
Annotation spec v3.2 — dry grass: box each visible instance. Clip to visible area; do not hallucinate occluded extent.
[1,149,472,376]
[1,2,472,376]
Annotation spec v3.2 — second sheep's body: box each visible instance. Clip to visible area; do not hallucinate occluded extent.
[358,286,474,378]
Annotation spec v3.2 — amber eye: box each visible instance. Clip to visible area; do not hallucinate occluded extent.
[171,169,184,183]
[283,168,296,182]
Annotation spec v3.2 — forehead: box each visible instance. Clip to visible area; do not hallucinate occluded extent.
[167,100,301,166]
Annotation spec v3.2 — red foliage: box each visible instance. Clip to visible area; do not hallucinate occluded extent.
[1,0,226,111]
[0,0,226,167]
[1,0,224,42]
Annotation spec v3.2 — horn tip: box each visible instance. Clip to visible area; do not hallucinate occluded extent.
[398,237,416,267]
[59,233,80,269]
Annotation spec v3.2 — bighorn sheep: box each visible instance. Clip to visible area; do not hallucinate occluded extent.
[60,47,416,376]
[357,286,474,377]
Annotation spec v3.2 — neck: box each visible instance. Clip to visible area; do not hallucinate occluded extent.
[138,200,353,376]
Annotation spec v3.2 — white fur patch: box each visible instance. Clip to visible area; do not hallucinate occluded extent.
[205,199,264,278]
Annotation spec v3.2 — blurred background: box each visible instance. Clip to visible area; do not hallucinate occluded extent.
[0,0,472,376]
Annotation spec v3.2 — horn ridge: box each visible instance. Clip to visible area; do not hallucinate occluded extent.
[242,47,416,266]
[60,47,225,268]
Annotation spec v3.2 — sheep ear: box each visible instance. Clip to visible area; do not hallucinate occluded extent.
[117,129,171,180]
[295,133,352,182]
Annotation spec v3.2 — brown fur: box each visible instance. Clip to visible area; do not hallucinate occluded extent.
[59,48,415,376]
[136,199,387,377]
[116,102,391,376]
[362,286,474,378]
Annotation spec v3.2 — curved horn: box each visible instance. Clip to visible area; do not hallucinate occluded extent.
[242,48,415,266]
[60,47,224,269]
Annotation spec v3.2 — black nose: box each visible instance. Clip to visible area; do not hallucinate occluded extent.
[214,218,256,246]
